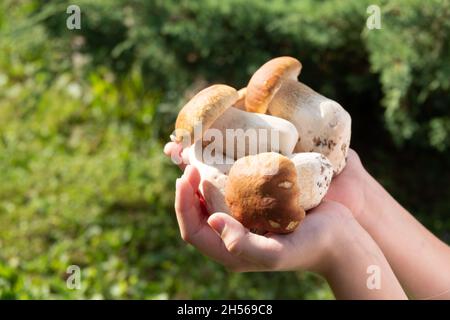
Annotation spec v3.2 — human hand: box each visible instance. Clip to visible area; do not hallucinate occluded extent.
[174,164,359,274]
[170,152,407,299]
[324,149,368,219]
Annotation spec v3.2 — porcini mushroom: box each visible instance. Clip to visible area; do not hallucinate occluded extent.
[245,57,351,175]
[246,56,302,114]
[207,106,299,160]
[174,84,238,145]
[225,152,305,234]
[172,57,350,231]
[269,80,351,175]
[174,84,299,160]
[289,152,333,210]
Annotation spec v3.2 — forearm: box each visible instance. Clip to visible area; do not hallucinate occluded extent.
[358,170,450,299]
[322,216,407,300]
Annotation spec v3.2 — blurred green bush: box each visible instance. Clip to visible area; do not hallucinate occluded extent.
[35,0,450,150]
[0,0,448,299]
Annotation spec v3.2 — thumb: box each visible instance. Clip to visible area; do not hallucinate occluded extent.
[207,213,283,269]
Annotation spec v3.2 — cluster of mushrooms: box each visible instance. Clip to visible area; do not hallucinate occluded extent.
[172,57,351,234]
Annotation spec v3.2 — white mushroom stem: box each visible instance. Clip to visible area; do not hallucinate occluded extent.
[269,80,351,175]
[206,107,299,160]
[187,140,233,214]
[289,152,333,210]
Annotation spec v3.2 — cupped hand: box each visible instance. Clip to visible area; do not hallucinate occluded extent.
[325,149,367,219]
[174,164,357,274]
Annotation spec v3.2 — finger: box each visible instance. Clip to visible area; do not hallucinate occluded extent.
[174,172,242,268]
[163,142,175,156]
[183,165,209,215]
[207,213,284,270]
[183,165,201,191]
[164,142,186,169]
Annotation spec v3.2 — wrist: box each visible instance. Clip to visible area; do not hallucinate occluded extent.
[327,221,362,274]
[312,205,361,275]
[320,220,407,299]
[357,167,393,231]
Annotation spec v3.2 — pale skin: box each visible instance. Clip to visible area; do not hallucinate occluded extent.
[164,142,450,299]
[325,150,450,299]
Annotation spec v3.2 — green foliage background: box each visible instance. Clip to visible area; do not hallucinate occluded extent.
[0,0,449,299]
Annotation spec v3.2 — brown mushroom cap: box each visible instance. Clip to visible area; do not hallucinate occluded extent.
[225,152,305,234]
[245,56,302,114]
[175,84,238,144]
